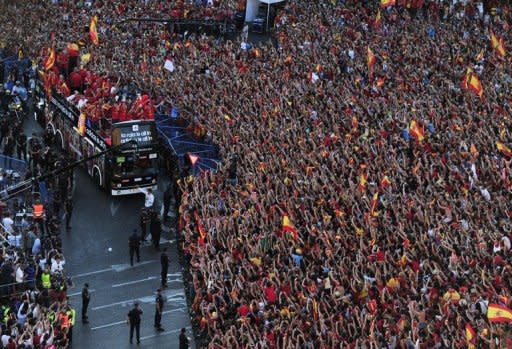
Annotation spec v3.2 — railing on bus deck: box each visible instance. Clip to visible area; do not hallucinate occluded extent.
[155,113,221,175]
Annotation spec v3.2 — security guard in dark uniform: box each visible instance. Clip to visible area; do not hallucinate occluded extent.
[127,302,143,344]
[128,230,141,266]
[154,288,164,331]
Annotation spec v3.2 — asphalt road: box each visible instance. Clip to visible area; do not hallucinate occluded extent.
[22,107,195,348]
[63,168,195,348]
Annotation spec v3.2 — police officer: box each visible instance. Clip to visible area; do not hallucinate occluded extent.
[127,302,143,345]
[179,327,190,349]
[128,230,141,266]
[154,289,164,331]
[81,283,90,323]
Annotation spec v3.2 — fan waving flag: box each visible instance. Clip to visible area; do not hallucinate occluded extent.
[462,67,483,98]
[282,215,298,240]
[490,29,506,57]
[380,175,391,190]
[497,142,512,157]
[44,48,55,71]
[89,16,99,46]
[374,9,382,29]
[487,303,512,323]
[465,323,476,348]
[409,120,425,143]
[367,47,376,71]
[370,192,379,217]
[358,173,368,193]
[381,0,396,7]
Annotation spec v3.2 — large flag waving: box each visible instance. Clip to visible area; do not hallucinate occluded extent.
[44,48,55,71]
[374,9,382,30]
[381,0,396,7]
[487,303,512,323]
[89,16,99,46]
[465,323,476,348]
[490,29,506,57]
[282,215,298,240]
[497,141,512,157]
[462,67,483,98]
[409,120,425,143]
[367,47,376,71]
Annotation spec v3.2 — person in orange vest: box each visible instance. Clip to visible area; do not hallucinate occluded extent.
[32,199,45,236]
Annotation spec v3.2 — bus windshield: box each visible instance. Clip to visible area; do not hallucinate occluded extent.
[111,153,158,177]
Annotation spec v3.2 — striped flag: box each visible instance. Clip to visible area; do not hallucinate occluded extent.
[370,192,379,217]
[89,16,99,46]
[380,175,391,190]
[381,0,396,7]
[367,47,376,71]
[282,215,298,240]
[487,303,512,323]
[44,48,55,71]
[497,141,512,157]
[358,173,368,193]
[374,9,382,29]
[409,120,425,143]
[465,323,476,348]
[490,29,506,57]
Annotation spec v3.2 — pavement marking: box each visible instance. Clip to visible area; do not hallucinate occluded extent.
[112,276,158,288]
[91,320,126,331]
[110,200,120,216]
[73,268,112,278]
[140,325,192,341]
[73,260,158,278]
[68,289,96,297]
[90,307,188,331]
[92,289,186,310]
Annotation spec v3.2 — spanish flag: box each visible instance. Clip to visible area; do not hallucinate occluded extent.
[381,0,396,7]
[367,47,376,71]
[67,43,79,56]
[380,175,391,190]
[89,16,99,46]
[465,323,476,348]
[282,215,298,240]
[497,141,512,157]
[194,211,207,245]
[409,120,425,143]
[312,299,319,321]
[370,192,379,217]
[44,48,55,71]
[487,303,512,323]
[358,173,368,193]
[475,48,484,62]
[462,68,483,98]
[490,29,506,57]
[374,9,382,29]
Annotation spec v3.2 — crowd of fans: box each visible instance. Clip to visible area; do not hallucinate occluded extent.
[1,0,512,348]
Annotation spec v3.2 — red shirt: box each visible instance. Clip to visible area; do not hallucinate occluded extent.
[238,304,250,317]
[264,286,276,303]
[69,71,83,90]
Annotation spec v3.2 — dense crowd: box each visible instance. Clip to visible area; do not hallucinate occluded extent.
[1,0,512,348]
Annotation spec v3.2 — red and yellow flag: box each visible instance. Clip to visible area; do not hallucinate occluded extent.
[409,120,425,143]
[89,16,99,46]
[194,211,207,245]
[465,323,476,348]
[44,48,55,71]
[381,0,396,7]
[497,142,512,157]
[358,173,368,193]
[370,192,379,217]
[67,43,79,56]
[282,215,298,240]
[367,47,376,71]
[462,68,483,98]
[487,303,512,323]
[490,29,506,57]
[475,48,484,62]
[374,9,382,29]
[380,175,391,190]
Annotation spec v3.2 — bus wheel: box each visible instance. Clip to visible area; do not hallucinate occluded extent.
[93,169,101,188]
